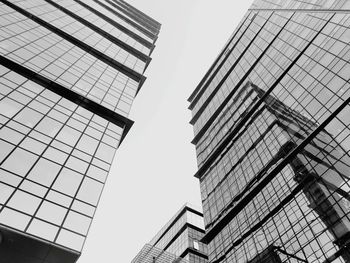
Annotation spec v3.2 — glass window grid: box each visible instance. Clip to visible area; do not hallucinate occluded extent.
[10,0,145,73]
[80,0,153,43]
[101,0,155,36]
[55,0,150,55]
[192,12,274,126]
[0,4,138,117]
[0,69,122,251]
[200,109,286,228]
[196,86,259,166]
[192,11,329,136]
[191,11,290,128]
[194,10,348,254]
[252,0,350,10]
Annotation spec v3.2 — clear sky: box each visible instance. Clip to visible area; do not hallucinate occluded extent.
[78,1,254,262]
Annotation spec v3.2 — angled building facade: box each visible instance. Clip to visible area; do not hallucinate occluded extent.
[188,0,350,262]
[0,0,160,262]
[132,204,208,263]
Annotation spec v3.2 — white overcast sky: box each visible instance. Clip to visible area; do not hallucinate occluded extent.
[78,1,254,262]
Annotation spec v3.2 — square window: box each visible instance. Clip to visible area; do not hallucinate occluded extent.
[20,137,46,155]
[71,200,95,217]
[76,134,99,155]
[56,229,84,251]
[20,180,47,198]
[0,183,14,204]
[77,177,103,206]
[14,107,43,128]
[2,148,38,176]
[53,168,83,197]
[43,147,68,164]
[66,156,88,174]
[0,207,31,231]
[64,211,91,235]
[46,190,72,208]
[95,142,116,163]
[35,116,62,137]
[56,126,81,146]
[0,97,22,118]
[27,219,58,241]
[36,201,67,225]
[0,140,15,163]
[0,169,21,187]
[0,126,24,145]
[28,158,61,187]
[7,190,41,215]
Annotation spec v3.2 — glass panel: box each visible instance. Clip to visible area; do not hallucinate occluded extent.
[56,229,84,251]
[27,218,59,241]
[0,207,31,231]
[0,183,14,204]
[0,140,14,162]
[0,97,22,118]
[36,201,67,225]
[28,158,61,187]
[7,190,41,215]
[1,148,38,176]
[64,211,91,235]
[76,178,103,206]
[14,107,43,128]
[52,168,83,197]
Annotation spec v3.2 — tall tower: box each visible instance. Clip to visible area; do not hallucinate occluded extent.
[0,0,160,262]
[188,0,350,262]
[132,204,208,263]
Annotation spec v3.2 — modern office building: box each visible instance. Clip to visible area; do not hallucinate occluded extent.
[132,204,208,263]
[188,0,350,262]
[0,0,160,262]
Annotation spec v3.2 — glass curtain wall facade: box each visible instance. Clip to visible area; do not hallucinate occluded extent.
[188,0,350,262]
[132,204,208,263]
[0,0,160,262]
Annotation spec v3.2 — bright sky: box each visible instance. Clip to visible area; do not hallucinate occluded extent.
[78,1,254,262]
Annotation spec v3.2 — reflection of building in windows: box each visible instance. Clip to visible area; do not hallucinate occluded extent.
[132,204,208,263]
[188,1,350,262]
[0,0,160,262]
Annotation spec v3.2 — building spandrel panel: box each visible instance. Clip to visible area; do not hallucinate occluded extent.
[188,1,350,263]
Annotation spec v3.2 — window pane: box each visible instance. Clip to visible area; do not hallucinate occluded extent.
[57,229,84,251]
[53,168,83,197]
[0,140,14,162]
[7,190,41,215]
[27,219,59,241]
[0,208,31,231]
[77,178,103,206]
[2,148,38,176]
[0,97,22,118]
[28,158,61,187]
[64,211,91,235]
[36,201,67,225]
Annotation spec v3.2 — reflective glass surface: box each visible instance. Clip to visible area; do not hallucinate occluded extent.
[189,2,350,263]
[0,68,122,251]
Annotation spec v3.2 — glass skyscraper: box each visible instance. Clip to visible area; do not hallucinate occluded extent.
[132,204,208,263]
[0,0,160,262]
[188,0,350,262]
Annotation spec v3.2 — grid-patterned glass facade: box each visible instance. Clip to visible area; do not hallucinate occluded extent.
[132,204,208,263]
[0,0,160,262]
[188,0,350,262]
